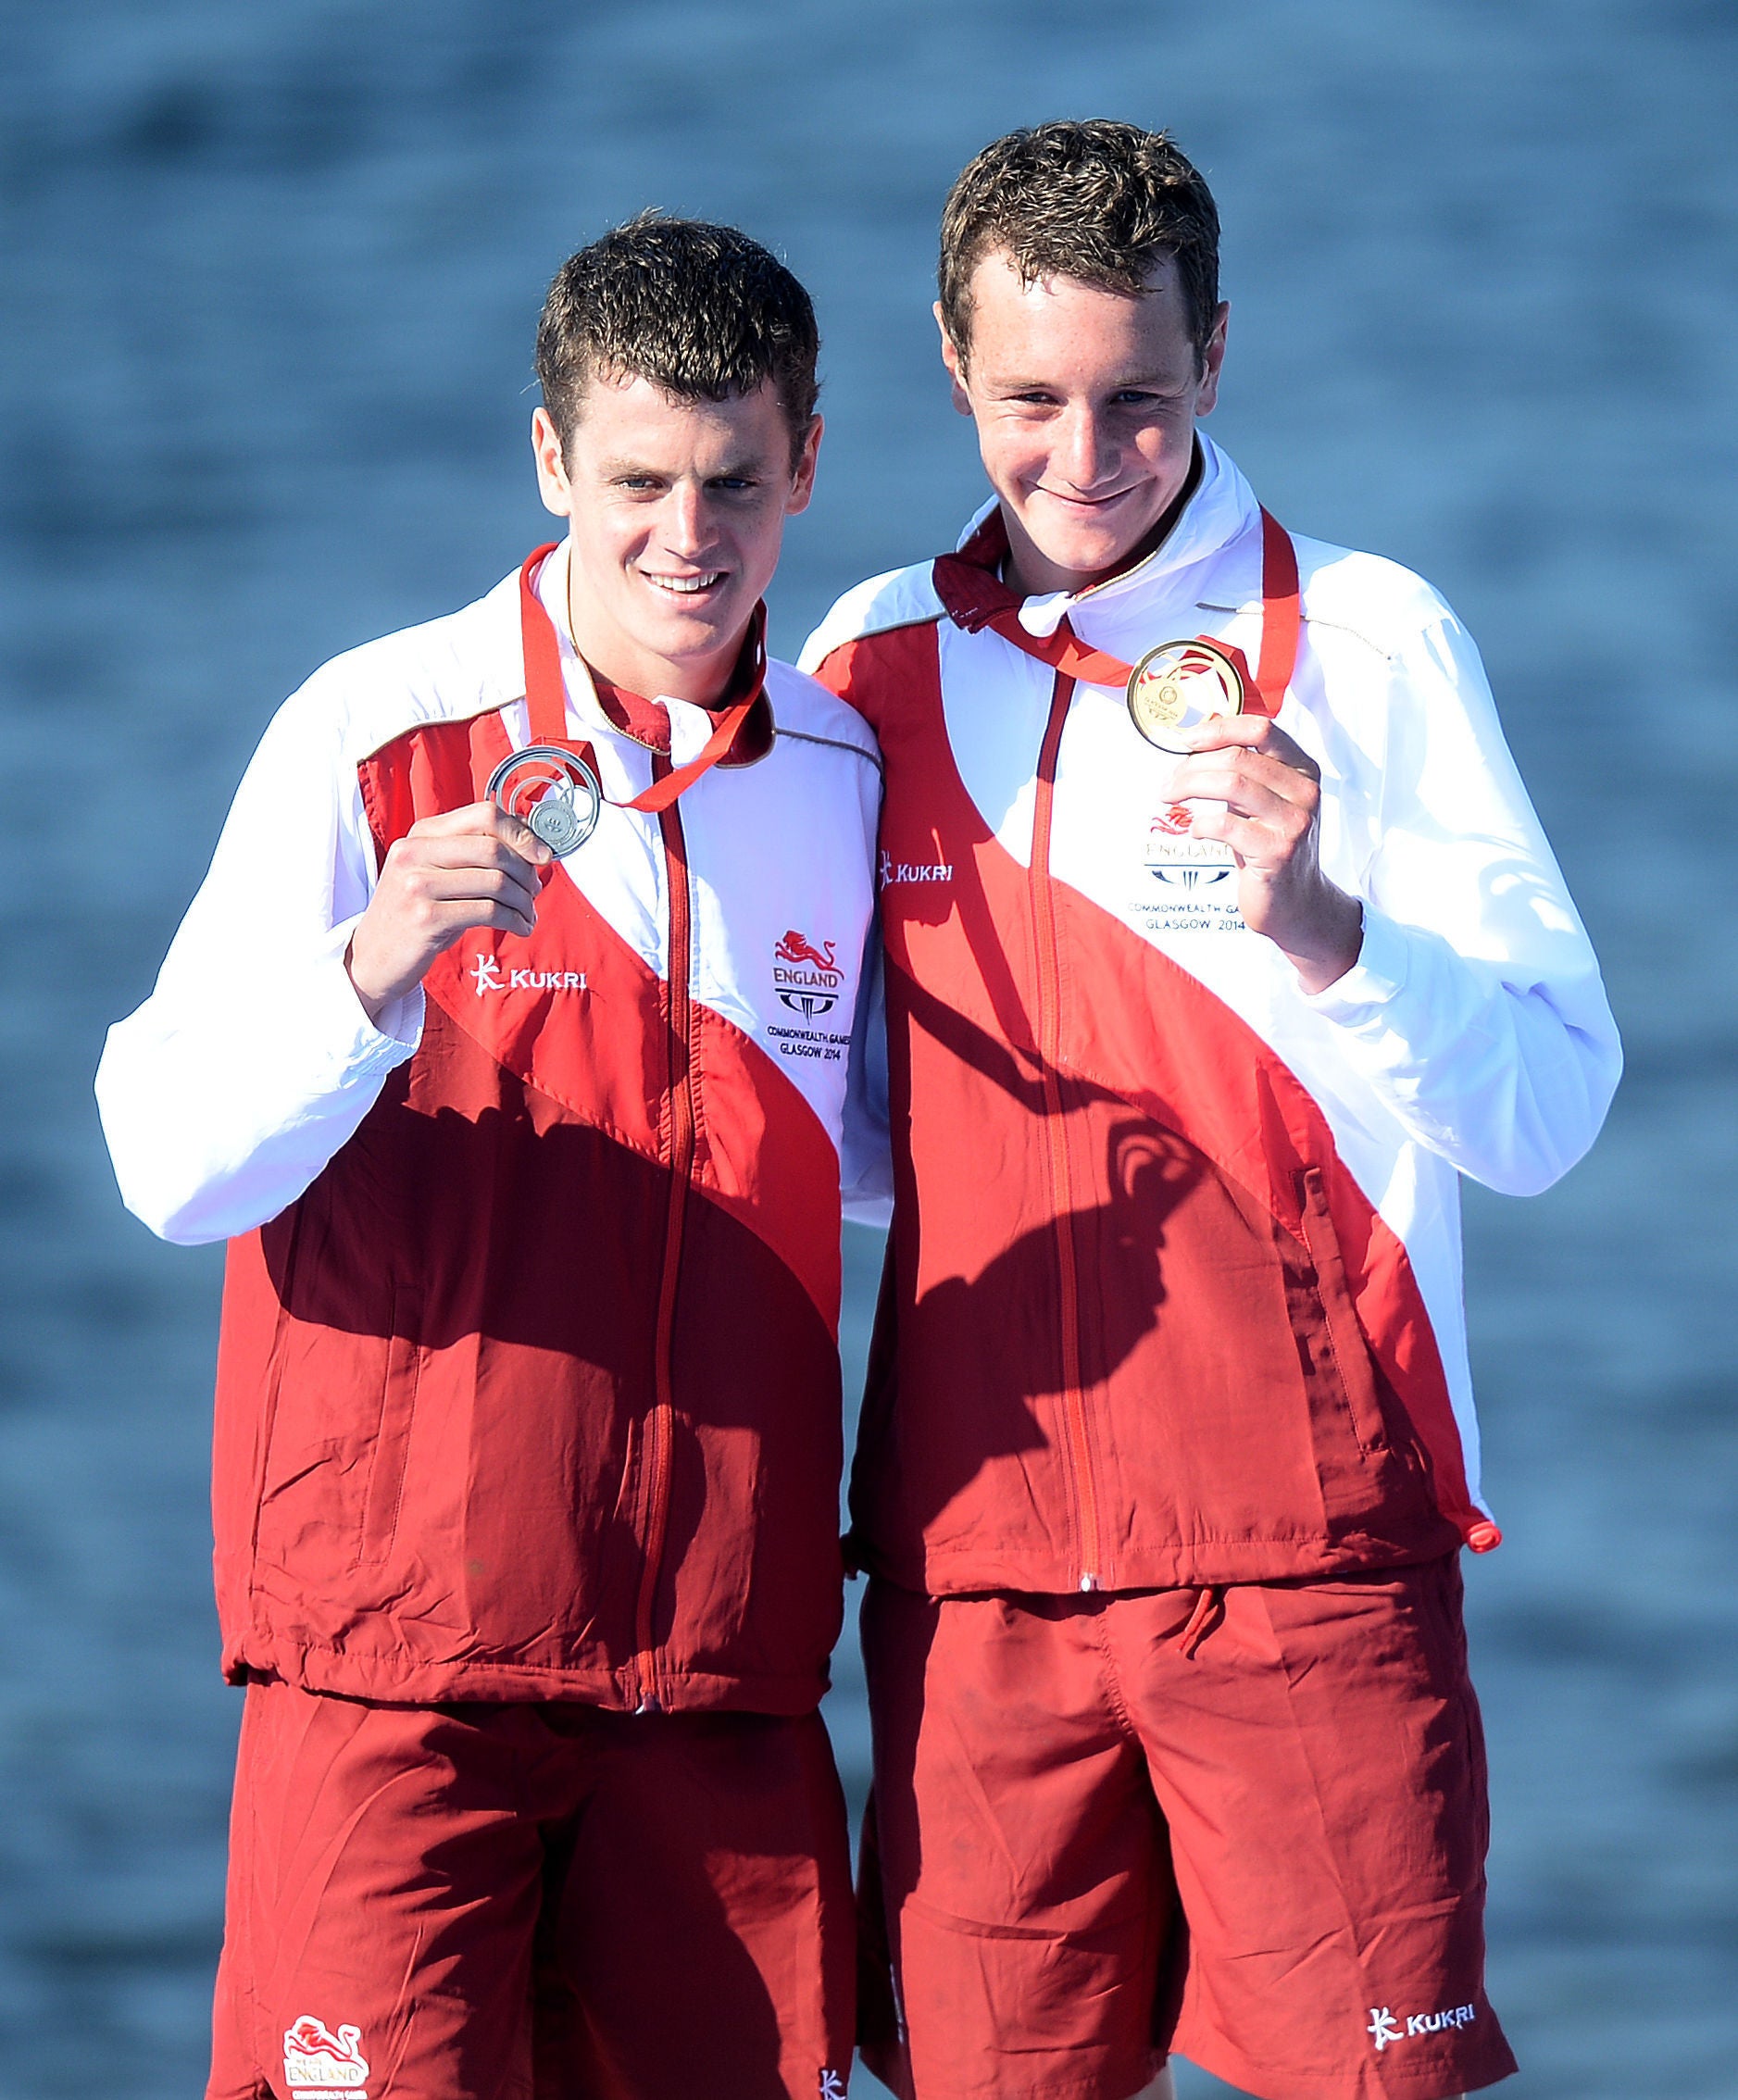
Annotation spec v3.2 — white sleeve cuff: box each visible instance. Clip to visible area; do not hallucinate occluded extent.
[1301,902,1409,1026]
[312,916,424,1074]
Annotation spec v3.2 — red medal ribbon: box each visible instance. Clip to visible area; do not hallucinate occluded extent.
[932,506,1301,716]
[517,544,765,812]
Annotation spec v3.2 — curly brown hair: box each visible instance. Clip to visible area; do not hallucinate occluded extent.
[938,120,1220,369]
[535,213,819,466]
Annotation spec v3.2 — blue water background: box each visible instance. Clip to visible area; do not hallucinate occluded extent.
[1,3,1734,2094]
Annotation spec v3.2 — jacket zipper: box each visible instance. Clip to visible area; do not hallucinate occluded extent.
[631,765,696,1711]
[1028,670,1106,1591]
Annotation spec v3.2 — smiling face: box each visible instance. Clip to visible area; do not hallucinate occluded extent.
[532,373,820,704]
[942,249,1228,598]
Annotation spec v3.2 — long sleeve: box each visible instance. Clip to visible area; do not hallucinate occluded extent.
[95,679,422,1244]
[1305,605,1620,1197]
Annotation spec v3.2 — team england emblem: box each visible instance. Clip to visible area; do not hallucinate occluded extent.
[283,2015,370,2094]
[1144,808,1235,888]
[774,930,843,1018]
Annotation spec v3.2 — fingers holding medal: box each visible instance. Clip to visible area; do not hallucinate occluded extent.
[1128,631,1324,898]
[1142,662,1345,962]
[344,794,555,1025]
[486,744,603,856]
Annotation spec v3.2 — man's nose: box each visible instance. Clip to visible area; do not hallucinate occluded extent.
[1056,406,1114,492]
[661,481,715,557]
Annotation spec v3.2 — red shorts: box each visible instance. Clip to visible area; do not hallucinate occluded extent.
[208,1678,855,2100]
[860,1560,1516,2100]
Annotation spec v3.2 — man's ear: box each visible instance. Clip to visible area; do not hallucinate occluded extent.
[531,406,573,518]
[785,416,824,517]
[934,302,973,418]
[1194,301,1231,417]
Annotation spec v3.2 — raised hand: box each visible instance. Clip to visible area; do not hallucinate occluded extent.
[1166,715,1364,994]
[345,801,553,1023]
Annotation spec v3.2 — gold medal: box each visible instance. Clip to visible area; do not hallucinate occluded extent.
[1126,638,1246,754]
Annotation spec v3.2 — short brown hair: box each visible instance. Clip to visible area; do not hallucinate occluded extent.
[536,213,820,465]
[938,120,1220,369]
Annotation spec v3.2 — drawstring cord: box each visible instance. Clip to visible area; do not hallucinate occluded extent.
[1177,1584,1224,1659]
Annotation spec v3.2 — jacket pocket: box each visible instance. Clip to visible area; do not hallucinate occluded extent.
[246,1205,306,1581]
[356,1288,423,1567]
[1297,1167,1388,1456]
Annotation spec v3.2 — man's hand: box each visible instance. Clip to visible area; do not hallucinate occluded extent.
[346,802,553,1025]
[1166,717,1363,995]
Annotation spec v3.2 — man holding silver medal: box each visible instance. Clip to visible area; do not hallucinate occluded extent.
[805,121,1620,2099]
[97,217,884,2100]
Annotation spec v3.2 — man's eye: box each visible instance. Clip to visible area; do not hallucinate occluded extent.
[617,476,661,493]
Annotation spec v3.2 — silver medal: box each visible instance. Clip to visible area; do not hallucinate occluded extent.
[486,744,603,856]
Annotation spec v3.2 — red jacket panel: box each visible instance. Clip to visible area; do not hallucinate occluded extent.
[821,619,1465,1593]
[211,678,878,1709]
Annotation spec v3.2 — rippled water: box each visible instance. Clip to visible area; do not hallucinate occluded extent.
[1,3,1734,2094]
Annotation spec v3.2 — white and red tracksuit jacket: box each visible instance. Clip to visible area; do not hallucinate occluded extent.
[802,435,1620,1595]
[97,544,887,1713]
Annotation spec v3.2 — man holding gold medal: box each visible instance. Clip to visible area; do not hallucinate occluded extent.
[96,217,884,2100]
[805,121,1620,2100]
